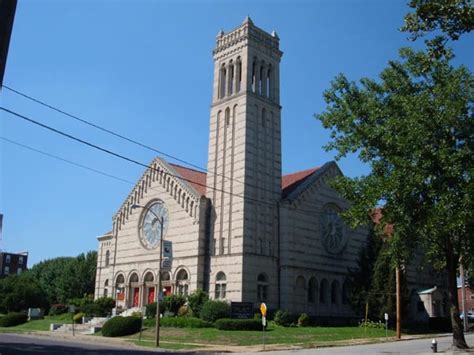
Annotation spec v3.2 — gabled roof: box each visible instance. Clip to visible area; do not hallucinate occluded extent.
[169,164,207,196]
[168,163,323,200]
[281,167,320,198]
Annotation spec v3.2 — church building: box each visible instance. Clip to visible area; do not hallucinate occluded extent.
[94,18,439,319]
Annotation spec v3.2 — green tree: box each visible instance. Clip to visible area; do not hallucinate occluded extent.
[316,47,473,348]
[187,289,209,317]
[0,272,48,313]
[402,0,473,41]
[30,251,97,305]
[401,0,473,58]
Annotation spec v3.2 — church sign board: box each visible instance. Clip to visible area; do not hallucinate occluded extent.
[231,302,254,319]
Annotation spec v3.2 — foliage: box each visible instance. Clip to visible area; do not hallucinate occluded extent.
[316,46,473,348]
[101,316,141,337]
[187,289,209,316]
[0,272,48,313]
[177,304,194,318]
[159,316,213,328]
[30,251,97,305]
[401,0,473,41]
[214,318,262,331]
[359,319,385,329]
[93,297,115,317]
[274,310,293,327]
[346,227,383,317]
[0,313,28,327]
[49,304,68,316]
[73,312,85,324]
[145,302,157,318]
[163,295,186,316]
[297,313,311,327]
[200,300,231,323]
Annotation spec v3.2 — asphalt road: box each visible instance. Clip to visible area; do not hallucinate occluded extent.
[0,333,191,354]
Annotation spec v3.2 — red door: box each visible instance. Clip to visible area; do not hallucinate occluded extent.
[132,288,140,307]
[148,287,155,304]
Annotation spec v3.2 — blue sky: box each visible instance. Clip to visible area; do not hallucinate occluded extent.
[1,0,473,266]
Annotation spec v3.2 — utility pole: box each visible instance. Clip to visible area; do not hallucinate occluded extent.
[395,265,401,339]
[0,0,17,88]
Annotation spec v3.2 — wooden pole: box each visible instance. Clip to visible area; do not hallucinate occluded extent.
[395,265,401,339]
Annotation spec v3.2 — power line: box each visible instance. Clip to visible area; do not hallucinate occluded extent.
[0,136,134,185]
[1,106,336,218]
[1,84,326,210]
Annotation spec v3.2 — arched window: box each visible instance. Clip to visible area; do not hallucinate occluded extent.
[228,60,234,95]
[342,280,350,305]
[257,273,268,302]
[104,279,109,297]
[176,269,189,296]
[130,272,139,283]
[308,277,318,303]
[266,65,272,98]
[320,279,329,304]
[251,58,257,92]
[220,64,227,99]
[161,272,171,281]
[105,250,110,267]
[236,57,242,92]
[115,274,125,285]
[331,280,340,304]
[215,272,227,299]
[225,107,230,126]
[144,272,154,283]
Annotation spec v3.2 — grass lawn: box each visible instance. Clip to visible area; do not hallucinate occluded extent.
[0,313,73,333]
[124,322,396,348]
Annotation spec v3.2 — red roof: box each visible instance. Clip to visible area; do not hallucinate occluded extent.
[169,164,207,196]
[169,163,320,198]
[281,167,320,198]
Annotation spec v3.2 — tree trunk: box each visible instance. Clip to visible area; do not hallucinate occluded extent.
[446,245,468,349]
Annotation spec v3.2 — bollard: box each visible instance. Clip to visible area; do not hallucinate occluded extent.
[431,338,437,353]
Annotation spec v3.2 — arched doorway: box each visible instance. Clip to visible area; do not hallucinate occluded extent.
[129,272,140,308]
[144,272,155,305]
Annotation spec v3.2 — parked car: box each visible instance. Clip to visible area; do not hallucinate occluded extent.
[460,311,474,321]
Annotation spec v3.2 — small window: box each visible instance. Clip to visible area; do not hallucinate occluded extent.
[105,250,110,267]
[4,266,9,275]
[257,273,268,302]
[18,256,24,265]
[5,255,11,263]
[215,272,227,299]
[17,268,22,275]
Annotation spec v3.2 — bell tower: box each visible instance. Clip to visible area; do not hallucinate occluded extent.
[206,17,283,305]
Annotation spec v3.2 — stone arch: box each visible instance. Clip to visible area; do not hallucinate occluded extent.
[331,280,340,305]
[320,279,329,304]
[175,267,190,296]
[215,271,227,299]
[308,277,318,304]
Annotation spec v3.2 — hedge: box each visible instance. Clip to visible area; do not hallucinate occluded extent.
[0,312,28,327]
[200,300,230,322]
[102,316,142,337]
[146,317,212,328]
[49,304,68,316]
[214,318,262,331]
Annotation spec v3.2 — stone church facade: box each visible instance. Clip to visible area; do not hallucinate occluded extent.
[94,18,440,318]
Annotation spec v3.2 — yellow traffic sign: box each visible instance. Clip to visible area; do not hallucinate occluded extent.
[260,302,267,316]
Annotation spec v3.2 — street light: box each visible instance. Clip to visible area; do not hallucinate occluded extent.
[131,203,164,348]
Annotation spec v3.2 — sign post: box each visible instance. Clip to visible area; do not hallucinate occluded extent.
[384,313,389,337]
[260,303,267,350]
[69,305,76,336]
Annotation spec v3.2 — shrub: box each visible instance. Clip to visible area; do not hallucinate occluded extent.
[274,310,292,327]
[298,313,311,327]
[200,300,231,322]
[94,297,115,316]
[358,319,385,329]
[146,302,157,318]
[73,312,85,324]
[80,302,101,317]
[160,316,213,328]
[215,318,262,331]
[178,304,194,318]
[187,289,208,316]
[49,304,68,316]
[163,295,186,316]
[0,312,28,327]
[102,316,142,337]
